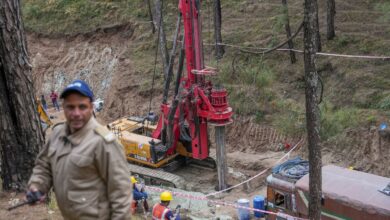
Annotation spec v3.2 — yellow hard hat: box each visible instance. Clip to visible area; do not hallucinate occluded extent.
[160,191,173,201]
[130,176,137,184]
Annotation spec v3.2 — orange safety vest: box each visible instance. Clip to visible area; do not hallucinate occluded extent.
[152,203,170,220]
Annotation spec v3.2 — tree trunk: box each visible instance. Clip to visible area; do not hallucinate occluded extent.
[303,0,322,219]
[145,0,155,34]
[316,12,322,52]
[281,0,296,64]
[154,0,169,77]
[317,11,322,52]
[0,0,44,191]
[326,0,336,40]
[213,0,225,59]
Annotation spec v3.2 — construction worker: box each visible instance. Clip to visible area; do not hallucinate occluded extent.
[131,176,149,214]
[41,94,48,110]
[152,191,180,220]
[50,90,60,111]
[27,79,132,219]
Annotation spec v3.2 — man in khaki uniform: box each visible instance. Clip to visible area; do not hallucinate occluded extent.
[28,80,132,219]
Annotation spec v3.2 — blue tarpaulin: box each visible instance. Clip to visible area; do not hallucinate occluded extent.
[272,157,309,180]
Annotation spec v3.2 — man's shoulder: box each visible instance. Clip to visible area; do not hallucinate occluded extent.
[51,122,65,134]
[93,124,117,143]
[46,122,65,143]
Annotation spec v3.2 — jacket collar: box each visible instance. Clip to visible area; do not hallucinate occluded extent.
[60,117,97,146]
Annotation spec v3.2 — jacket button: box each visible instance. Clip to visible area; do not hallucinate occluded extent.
[81,197,86,202]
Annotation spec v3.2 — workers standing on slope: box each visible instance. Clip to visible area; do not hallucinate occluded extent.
[50,90,60,111]
[27,79,132,220]
[131,176,149,214]
[152,191,181,220]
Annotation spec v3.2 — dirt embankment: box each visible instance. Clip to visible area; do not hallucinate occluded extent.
[28,24,135,102]
[323,126,390,177]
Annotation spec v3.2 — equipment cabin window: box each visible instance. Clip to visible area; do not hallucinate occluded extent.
[274,191,286,207]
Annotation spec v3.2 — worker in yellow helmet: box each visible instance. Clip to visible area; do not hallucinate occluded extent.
[152,191,178,220]
[131,176,149,214]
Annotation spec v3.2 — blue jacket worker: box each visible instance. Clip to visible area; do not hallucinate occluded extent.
[131,176,149,214]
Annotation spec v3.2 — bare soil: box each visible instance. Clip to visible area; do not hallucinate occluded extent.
[0,191,62,220]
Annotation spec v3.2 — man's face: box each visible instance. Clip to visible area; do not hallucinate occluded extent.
[63,93,93,133]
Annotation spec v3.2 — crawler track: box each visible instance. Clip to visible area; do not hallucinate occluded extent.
[127,152,217,189]
[127,163,186,189]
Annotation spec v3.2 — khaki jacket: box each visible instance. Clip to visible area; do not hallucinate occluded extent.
[28,117,132,220]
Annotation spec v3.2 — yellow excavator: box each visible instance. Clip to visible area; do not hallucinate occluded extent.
[36,99,53,131]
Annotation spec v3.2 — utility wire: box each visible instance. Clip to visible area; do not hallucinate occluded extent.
[238,21,303,55]
[217,42,390,60]
[166,38,390,60]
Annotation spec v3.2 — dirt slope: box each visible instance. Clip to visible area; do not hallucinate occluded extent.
[29,24,134,101]
[323,126,390,177]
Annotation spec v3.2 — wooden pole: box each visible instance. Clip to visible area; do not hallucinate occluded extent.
[281,0,296,64]
[145,0,155,33]
[326,0,336,40]
[215,126,227,190]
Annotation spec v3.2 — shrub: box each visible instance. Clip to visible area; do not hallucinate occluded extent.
[241,61,275,88]
[22,0,137,34]
[375,2,390,22]
[273,99,306,136]
[320,102,361,140]
[378,96,390,110]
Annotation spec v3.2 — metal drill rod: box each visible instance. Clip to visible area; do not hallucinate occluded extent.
[215,126,227,190]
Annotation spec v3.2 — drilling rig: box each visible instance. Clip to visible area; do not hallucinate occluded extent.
[108,0,232,189]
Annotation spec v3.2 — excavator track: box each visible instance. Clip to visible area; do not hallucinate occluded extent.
[188,156,217,170]
[127,163,186,189]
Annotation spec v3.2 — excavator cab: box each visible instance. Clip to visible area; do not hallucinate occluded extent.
[108,115,190,169]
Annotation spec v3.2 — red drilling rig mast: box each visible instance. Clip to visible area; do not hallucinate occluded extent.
[152,0,232,189]
[109,0,232,190]
[152,0,233,161]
